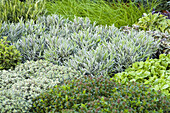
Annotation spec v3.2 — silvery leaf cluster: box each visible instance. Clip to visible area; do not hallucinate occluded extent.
[0,60,80,112]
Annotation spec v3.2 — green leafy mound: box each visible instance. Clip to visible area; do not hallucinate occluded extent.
[135,13,170,33]
[0,60,80,112]
[0,36,22,70]
[114,54,170,96]
[29,75,169,113]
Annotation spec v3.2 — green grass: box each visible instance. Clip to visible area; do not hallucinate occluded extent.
[45,0,160,28]
[0,0,47,23]
[0,0,162,27]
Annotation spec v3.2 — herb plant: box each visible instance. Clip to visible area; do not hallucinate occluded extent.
[29,75,170,112]
[0,36,22,70]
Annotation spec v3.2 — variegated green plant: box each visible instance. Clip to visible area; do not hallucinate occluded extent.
[0,0,47,23]
[0,36,22,70]
[135,13,170,33]
[0,60,80,113]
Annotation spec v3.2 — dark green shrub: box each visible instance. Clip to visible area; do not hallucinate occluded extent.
[29,75,170,112]
[113,54,170,96]
[0,36,22,70]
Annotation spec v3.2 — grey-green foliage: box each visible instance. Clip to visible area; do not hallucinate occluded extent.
[0,14,98,63]
[43,22,110,65]
[14,34,47,62]
[0,14,99,44]
[0,18,49,44]
[65,45,115,77]
[0,14,159,68]
[121,25,170,55]
[0,18,50,62]
[42,15,119,66]
[64,29,159,77]
[0,60,80,113]
[43,36,79,65]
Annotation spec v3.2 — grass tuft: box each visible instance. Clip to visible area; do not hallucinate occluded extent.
[45,0,161,28]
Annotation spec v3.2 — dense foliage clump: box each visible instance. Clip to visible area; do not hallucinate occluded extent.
[0,36,22,70]
[114,54,170,96]
[29,75,170,113]
[134,12,170,33]
[0,60,80,112]
[121,24,170,56]
[0,15,158,76]
[0,0,169,113]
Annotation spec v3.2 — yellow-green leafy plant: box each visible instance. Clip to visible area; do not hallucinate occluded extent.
[0,0,47,23]
[0,36,22,70]
[113,54,170,96]
[135,12,170,33]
